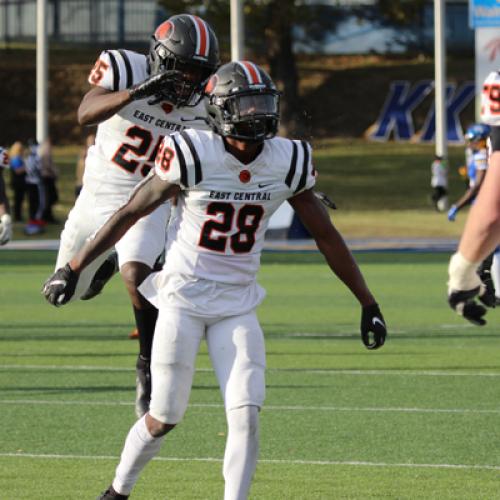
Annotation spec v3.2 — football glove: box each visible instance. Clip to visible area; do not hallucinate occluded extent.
[448,288,487,326]
[360,303,387,350]
[42,263,79,307]
[128,70,182,101]
[447,205,458,221]
[0,213,12,245]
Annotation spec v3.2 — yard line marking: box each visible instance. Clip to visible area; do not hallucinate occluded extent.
[1,452,499,471]
[1,399,500,415]
[2,364,500,377]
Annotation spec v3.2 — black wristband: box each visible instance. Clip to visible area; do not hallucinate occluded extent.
[490,126,500,152]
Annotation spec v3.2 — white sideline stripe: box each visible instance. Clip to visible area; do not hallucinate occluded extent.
[1,452,499,471]
[1,399,499,415]
[2,364,500,377]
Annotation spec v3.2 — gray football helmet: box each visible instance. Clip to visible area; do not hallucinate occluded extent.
[148,14,220,106]
[204,61,280,141]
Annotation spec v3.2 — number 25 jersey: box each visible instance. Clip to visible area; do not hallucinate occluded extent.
[154,129,316,285]
[83,49,209,193]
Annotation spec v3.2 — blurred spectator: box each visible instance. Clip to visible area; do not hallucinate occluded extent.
[24,140,45,235]
[0,147,12,245]
[75,133,95,198]
[39,137,59,223]
[9,141,26,222]
[430,154,448,212]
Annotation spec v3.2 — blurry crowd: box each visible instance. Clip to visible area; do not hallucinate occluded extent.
[8,138,59,235]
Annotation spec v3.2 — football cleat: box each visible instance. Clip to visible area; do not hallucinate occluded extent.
[97,486,129,499]
[80,251,119,300]
[135,355,151,419]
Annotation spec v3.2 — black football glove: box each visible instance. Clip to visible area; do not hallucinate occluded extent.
[448,287,487,326]
[128,70,182,101]
[42,263,79,307]
[360,303,387,350]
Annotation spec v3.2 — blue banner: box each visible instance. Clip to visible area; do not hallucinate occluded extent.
[469,0,500,28]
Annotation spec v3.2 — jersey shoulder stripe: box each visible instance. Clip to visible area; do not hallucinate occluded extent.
[117,49,133,88]
[105,50,120,91]
[180,130,202,184]
[294,140,310,193]
[285,140,299,188]
[89,50,147,91]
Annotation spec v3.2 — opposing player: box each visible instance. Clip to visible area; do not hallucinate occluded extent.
[448,69,500,324]
[447,123,490,222]
[43,61,387,500]
[0,147,12,245]
[51,14,219,417]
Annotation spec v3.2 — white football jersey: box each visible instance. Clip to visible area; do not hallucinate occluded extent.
[481,70,500,126]
[83,49,209,191]
[154,129,316,284]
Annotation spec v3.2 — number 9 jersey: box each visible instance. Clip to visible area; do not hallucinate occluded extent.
[153,129,316,285]
[84,49,209,193]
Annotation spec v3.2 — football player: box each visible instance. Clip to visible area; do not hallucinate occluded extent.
[447,123,490,222]
[51,14,219,418]
[447,69,500,325]
[0,147,12,245]
[43,61,387,500]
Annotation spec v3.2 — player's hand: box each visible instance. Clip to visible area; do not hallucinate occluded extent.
[42,263,79,306]
[447,205,458,221]
[360,303,387,350]
[128,70,182,101]
[448,288,487,326]
[0,213,12,245]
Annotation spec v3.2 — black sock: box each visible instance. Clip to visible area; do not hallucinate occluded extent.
[133,306,158,360]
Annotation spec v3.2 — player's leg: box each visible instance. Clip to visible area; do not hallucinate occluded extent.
[115,202,170,417]
[206,311,266,500]
[55,186,114,300]
[100,308,204,498]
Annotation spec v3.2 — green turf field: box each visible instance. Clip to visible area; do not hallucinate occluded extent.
[1,251,499,499]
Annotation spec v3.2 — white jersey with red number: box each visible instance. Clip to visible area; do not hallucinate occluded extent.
[481,70,500,126]
[153,129,316,285]
[83,49,209,193]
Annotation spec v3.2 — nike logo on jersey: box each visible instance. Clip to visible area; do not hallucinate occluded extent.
[258,183,273,188]
[372,317,385,328]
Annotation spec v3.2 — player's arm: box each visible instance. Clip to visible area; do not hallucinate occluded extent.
[288,188,386,349]
[78,86,132,126]
[42,174,180,305]
[452,169,486,211]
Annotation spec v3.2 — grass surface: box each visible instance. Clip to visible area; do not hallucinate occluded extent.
[1,251,500,499]
[9,140,469,241]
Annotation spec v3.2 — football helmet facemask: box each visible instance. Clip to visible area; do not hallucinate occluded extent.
[148,14,220,107]
[204,61,280,142]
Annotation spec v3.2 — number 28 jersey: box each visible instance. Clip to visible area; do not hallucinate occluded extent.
[83,49,209,193]
[154,129,316,285]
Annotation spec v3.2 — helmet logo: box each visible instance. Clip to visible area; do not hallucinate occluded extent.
[155,21,174,41]
[239,170,251,183]
[188,15,210,59]
[205,75,218,94]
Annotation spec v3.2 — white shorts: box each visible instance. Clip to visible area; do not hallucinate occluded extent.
[55,184,170,301]
[149,307,266,424]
